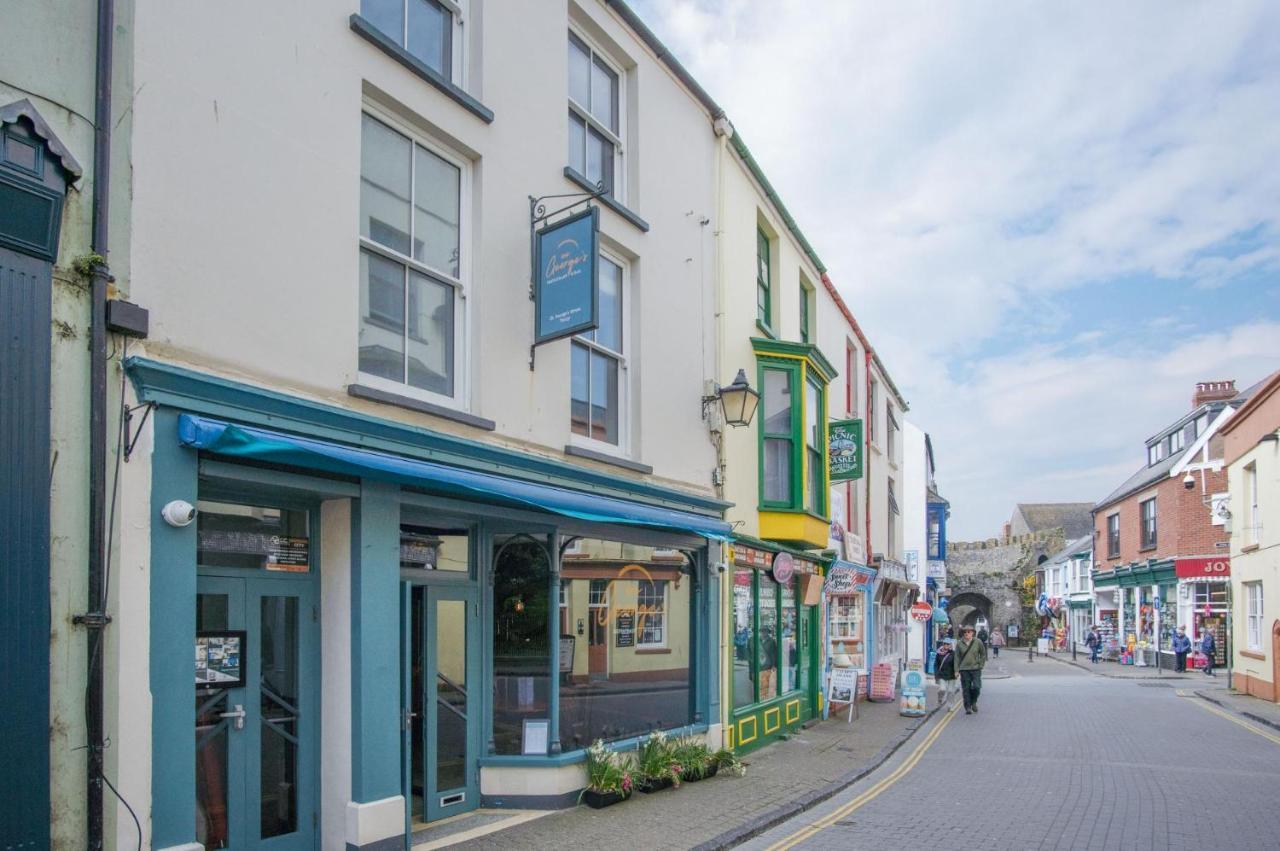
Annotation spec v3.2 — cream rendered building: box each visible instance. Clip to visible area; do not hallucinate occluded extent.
[1223,370,1280,702]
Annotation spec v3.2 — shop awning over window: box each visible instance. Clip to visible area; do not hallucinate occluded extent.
[178,414,730,540]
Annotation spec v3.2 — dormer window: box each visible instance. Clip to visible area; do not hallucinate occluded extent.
[1147,442,1164,466]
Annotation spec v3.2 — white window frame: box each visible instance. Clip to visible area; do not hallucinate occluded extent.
[868,379,880,446]
[568,248,630,455]
[358,104,472,410]
[1246,462,1260,546]
[368,0,467,84]
[636,579,667,648]
[1246,581,1263,651]
[567,26,627,202]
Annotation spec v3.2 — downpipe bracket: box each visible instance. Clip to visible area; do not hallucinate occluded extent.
[73,612,113,629]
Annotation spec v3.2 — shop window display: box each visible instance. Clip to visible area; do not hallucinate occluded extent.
[733,562,806,708]
[491,537,551,755]
[828,595,866,670]
[557,538,692,750]
[732,569,754,710]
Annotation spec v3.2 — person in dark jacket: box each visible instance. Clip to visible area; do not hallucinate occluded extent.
[955,626,987,715]
[1171,626,1192,672]
[977,627,990,646]
[1199,628,1216,677]
[934,641,957,706]
[1085,626,1102,664]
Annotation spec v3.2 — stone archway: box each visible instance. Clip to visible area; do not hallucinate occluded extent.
[947,592,994,630]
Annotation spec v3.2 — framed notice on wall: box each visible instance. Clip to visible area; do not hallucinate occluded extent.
[615,609,635,647]
[195,631,246,688]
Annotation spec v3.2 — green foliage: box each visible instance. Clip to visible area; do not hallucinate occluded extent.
[581,740,633,797]
[671,735,712,781]
[711,746,747,777]
[636,730,681,786]
[71,253,106,278]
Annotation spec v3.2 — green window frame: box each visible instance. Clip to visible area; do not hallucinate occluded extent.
[758,358,827,515]
[732,568,805,708]
[757,227,772,328]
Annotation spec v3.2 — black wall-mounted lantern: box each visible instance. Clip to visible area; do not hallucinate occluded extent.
[714,369,761,428]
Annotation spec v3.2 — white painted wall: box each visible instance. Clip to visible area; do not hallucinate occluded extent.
[903,421,928,662]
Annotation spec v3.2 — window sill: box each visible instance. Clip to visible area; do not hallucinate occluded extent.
[635,647,671,655]
[478,721,708,767]
[562,167,649,232]
[348,383,496,431]
[564,443,652,475]
[349,15,495,124]
[1242,543,1260,553]
[1139,545,1157,553]
[1241,649,1266,661]
[754,320,777,340]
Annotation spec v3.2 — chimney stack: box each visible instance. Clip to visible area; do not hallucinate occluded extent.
[1192,380,1236,409]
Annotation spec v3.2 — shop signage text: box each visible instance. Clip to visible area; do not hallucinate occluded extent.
[825,564,875,595]
[734,544,817,575]
[828,418,864,481]
[910,602,933,621]
[877,558,908,585]
[614,609,635,647]
[534,206,599,345]
[772,551,795,584]
[1175,557,1231,579]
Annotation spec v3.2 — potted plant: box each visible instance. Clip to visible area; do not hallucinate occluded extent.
[710,746,747,778]
[672,735,716,782]
[579,740,634,809]
[635,730,681,793]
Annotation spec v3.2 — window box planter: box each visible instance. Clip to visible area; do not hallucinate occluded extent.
[682,762,719,783]
[582,788,631,809]
[636,777,675,794]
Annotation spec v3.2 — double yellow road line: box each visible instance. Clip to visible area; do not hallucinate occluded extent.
[1181,693,1280,747]
[765,703,960,851]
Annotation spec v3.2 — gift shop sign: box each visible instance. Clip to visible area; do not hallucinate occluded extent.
[1175,557,1230,579]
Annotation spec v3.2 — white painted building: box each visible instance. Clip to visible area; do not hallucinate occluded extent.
[902,421,929,664]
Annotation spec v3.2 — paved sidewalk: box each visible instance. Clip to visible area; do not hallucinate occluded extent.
[1037,648,1230,684]
[455,690,945,850]
[1195,688,1280,731]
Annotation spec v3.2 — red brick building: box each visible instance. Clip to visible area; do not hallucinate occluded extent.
[1091,381,1254,668]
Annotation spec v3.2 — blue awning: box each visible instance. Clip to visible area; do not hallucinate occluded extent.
[178,414,729,540]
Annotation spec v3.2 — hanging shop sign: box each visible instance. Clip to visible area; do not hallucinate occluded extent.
[533,206,599,346]
[828,418,864,481]
[910,602,933,621]
[825,563,876,595]
[1175,556,1231,579]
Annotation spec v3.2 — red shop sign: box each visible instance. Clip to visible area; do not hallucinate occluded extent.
[1175,557,1231,579]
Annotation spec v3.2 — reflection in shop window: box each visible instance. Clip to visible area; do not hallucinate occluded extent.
[491,537,551,755]
[732,568,755,709]
[758,577,778,701]
[558,538,692,751]
[196,501,310,572]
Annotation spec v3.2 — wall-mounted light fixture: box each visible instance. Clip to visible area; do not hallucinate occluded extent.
[703,369,760,428]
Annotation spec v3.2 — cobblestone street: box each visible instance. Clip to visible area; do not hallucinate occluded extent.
[743,655,1280,851]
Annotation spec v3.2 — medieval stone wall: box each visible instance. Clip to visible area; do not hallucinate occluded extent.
[945,529,1067,638]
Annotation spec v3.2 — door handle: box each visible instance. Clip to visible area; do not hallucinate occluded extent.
[219,704,246,731]
[402,709,419,731]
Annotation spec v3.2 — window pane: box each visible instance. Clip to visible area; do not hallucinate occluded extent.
[807,447,822,513]
[764,438,791,503]
[806,380,821,449]
[733,569,755,708]
[596,257,622,352]
[359,250,406,383]
[590,56,618,133]
[413,145,461,277]
[758,577,778,701]
[570,342,590,437]
[586,127,613,192]
[406,270,454,395]
[557,540,693,750]
[491,537,550,755]
[568,34,591,106]
[400,524,469,572]
[260,596,299,839]
[567,111,586,176]
[780,577,798,694]
[362,0,403,45]
[196,502,310,571]
[407,0,450,76]
[435,598,468,791]
[361,115,412,255]
[763,369,791,435]
[590,350,618,444]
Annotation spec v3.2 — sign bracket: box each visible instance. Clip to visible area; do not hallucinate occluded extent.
[528,184,606,370]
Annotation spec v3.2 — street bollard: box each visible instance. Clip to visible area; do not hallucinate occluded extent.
[1027,642,1033,663]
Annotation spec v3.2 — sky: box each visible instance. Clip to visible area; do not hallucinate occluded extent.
[633,0,1280,540]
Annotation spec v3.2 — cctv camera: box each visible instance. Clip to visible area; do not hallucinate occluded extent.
[162,500,197,527]
[1183,473,1195,491]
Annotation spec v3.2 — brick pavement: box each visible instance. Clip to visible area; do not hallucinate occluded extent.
[1040,648,1228,685]
[1196,687,1280,731]
[453,689,943,850]
[741,654,1280,851]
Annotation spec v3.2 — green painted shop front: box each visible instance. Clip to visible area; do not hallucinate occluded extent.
[728,537,827,755]
[132,359,729,851]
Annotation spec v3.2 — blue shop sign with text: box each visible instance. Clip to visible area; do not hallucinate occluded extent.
[535,206,599,345]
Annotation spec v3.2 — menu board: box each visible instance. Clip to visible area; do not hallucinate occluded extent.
[615,609,635,647]
[266,536,310,572]
[869,662,896,701]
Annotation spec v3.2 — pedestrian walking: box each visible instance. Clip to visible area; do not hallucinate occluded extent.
[934,640,957,706]
[990,628,1005,658]
[1172,626,1191,673]
[955,625,987,715]
[1199,628,1216,677]
[1085,626,1102,664]
[977,626,990,646]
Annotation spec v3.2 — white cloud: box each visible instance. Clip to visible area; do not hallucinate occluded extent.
[640,0,1280,536]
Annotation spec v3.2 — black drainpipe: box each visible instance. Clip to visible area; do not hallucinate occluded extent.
[86,0,114,846]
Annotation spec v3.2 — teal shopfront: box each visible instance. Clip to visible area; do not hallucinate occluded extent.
[132,359,728,851]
